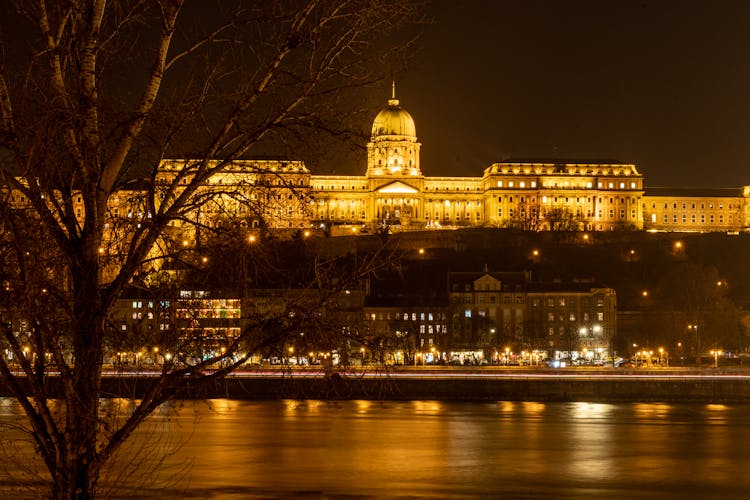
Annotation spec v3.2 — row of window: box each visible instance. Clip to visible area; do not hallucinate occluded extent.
[495,180,639,190]
[650,213,733,224]
[498,207,637,220]
[367,312,448,321]
[531,297,606,308]
[648,201,734,210]
[547,325,605,337]
[118,322,170,331]
[464,295,524,304]
[546,312,605,322]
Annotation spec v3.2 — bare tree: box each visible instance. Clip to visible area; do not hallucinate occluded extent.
[0,1,422,498]
[655,262,747,362]
[542,207,582,231]
[500,199,540,231]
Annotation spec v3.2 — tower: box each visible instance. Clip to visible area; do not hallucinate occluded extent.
[366,83,421,177]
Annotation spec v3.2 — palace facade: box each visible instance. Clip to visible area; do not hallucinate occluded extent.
[156,90,750,237]
[5,90,750,240]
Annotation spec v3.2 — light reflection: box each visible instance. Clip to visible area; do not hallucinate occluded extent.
[706,403,729,414]
[632,402,672,419]
[0,398,24,416]
[521,401,546,416]
[5,400,750,496]
[410,400,444,415]
[498,401,517,414]
[570,402,613,420]
[282,399,325,416]
[700,404,732,484]
[355,400,372,414]
[206,398,234,415]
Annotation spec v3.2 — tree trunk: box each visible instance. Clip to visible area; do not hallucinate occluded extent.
[60,261,105,499]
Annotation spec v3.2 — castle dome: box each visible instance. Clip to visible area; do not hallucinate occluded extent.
[371,86,416,138]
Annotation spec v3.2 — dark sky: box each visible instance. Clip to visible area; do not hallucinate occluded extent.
[380,0,750,188]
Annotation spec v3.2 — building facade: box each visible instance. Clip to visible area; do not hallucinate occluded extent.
[149,90,750,236]
[5,90,750,237]
[447,272,616,365]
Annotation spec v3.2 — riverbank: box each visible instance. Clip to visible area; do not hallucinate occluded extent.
[98,367,750,403]
[6,367,750,403]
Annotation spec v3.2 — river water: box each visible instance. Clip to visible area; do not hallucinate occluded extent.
[2,399,750,498]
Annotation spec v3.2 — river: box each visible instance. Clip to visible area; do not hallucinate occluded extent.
[2,398,750,498]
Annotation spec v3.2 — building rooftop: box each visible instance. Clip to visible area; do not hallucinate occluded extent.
[644,186,744,198]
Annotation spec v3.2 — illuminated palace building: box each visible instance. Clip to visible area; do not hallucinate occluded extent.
[157,89,750,236]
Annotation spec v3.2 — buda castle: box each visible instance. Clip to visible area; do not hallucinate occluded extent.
[157,87,750,237]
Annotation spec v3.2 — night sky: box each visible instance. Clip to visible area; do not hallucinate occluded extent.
[381,0,750,188]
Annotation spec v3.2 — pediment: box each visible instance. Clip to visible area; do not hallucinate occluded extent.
[475,274,501,286]
[376,181,419,194]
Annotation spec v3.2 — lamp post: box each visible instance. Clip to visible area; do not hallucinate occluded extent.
[710,349,722,369]
[504,347,510,366]
[688,324,700,365]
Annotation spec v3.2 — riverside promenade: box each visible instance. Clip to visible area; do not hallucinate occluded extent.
[79,366,750,403]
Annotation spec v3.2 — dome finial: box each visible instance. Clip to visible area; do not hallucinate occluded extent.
[387,81,399,107]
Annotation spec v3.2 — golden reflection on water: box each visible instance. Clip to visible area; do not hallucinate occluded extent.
[409,400,445,415]
[633,402,672,419]
[561,403,616,483]
[354,399,372,414]
[570,401,613,420]
[521,401,546,416]
[700,403,732,484]
[706,403,729,415]
[7,399,750,498]
[498,400,516,414]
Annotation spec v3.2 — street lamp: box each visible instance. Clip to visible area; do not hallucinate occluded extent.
[504,347,510,366]
[688,324,701,364]
[710,349,722,369]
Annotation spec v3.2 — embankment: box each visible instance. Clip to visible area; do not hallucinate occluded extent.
[96,372,750,403]
[6,369,750,403]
